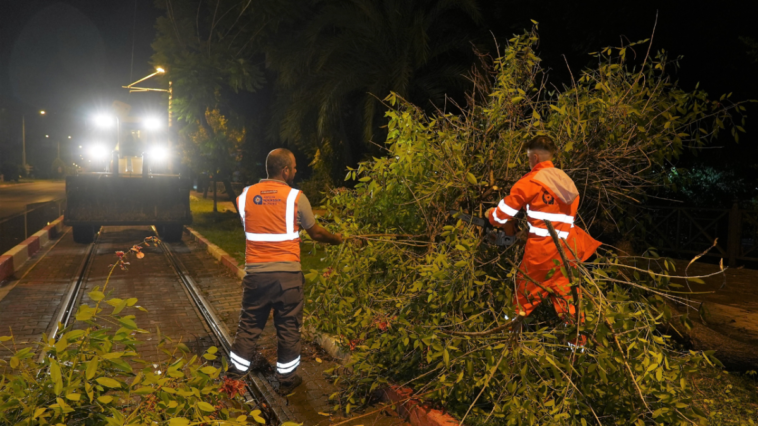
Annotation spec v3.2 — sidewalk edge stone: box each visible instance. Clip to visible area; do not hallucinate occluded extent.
[183,225,461,426]
[0,215,64,282]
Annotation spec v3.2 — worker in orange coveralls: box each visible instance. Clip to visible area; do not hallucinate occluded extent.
[486,136,601,341]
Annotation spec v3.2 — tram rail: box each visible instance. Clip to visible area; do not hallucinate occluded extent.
[35,226,292,424]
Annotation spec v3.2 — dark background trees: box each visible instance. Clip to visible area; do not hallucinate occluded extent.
[146,0,757,205]
[0,0,755,205]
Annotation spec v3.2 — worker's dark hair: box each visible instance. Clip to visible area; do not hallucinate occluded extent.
[526,136,557,154]
[266,148,294,177]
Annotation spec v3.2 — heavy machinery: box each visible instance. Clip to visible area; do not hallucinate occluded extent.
[64,101,192,243]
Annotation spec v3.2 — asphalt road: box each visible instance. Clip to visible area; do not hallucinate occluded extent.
[0,181,65,220]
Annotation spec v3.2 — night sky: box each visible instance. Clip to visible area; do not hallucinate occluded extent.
[1,0,756,174]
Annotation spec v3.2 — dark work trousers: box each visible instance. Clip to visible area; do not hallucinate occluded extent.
[230,271,304,383]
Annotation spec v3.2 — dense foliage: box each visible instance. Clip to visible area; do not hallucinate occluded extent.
[305,28,743,424]
[0,244,267,426]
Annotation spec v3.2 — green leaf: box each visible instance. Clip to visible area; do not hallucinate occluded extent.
[86,359,99,380]
[33,408,46,419]
[96,377,122,388]
[9,356,19,369]
[75,305,96,321]
[65,393,81,401]
[251,409,266,424]
[118,318,138,330]
[169,418,190,426]
[112,299,128,315]
[466,172,477,185]
[197,401,216,412]
[132,386,155,395]
[200,366,217,375]
[97,395,113,404]
[88,290,105,301]
[50,358,63,395]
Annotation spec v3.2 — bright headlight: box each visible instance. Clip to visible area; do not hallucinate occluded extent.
[89,145,108,160]
[92,114,115,128]
[150,146,169,162]
[143,117,162,130]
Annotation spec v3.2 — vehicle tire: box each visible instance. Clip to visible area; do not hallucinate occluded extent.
[72,225,95,244]
[159,224,184,242]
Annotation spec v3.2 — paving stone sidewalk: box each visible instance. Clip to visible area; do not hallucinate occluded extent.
[175,235,407,426]
[0,227,87,360]
[73,227,217,363]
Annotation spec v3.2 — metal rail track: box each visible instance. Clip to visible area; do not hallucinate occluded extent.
[37,234,98,363]
[157,233,297,424]
[38,226,294,424]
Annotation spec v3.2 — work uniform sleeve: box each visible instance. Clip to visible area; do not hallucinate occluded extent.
[297,193,317,230]
[488,176,535,227]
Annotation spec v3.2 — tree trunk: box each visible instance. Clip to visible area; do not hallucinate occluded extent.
[213,175,218,213]
[218,163,240,214]
[222,179,239,214]
[665,303,758,372]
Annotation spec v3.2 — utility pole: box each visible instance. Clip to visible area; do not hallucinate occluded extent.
[21,115,26,167]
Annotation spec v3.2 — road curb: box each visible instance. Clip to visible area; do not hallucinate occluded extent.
[0,215,64,283]
[183,225,460,426]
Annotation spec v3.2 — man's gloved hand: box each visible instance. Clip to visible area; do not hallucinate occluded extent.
[485,207,495,218]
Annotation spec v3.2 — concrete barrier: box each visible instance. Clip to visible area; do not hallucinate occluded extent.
[183,225,460,426]
[0,216,64,283]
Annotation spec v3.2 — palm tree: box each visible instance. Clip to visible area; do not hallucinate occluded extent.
[265,0,483,182]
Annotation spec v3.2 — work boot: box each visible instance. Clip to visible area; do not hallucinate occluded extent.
[275,374,303,396]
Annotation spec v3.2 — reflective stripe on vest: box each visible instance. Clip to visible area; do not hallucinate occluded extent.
[239,186,300,242]
[528,222,569,239]
[526,205,574,226]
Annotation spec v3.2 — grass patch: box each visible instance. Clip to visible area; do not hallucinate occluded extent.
[693,369,758,425]
[189,194,329,271]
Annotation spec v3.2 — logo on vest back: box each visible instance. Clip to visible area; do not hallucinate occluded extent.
[253,195,263,205]
[541,191,555,205]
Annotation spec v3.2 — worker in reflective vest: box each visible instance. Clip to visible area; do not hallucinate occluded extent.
[486,136,601,334]
[228,148,343,395]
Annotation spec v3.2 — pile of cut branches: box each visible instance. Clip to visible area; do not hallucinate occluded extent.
[305,26,746,424]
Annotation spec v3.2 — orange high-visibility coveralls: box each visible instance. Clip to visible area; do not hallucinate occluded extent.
[488,161,601,319]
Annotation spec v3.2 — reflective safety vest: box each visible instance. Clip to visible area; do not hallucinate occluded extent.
[237,180,301,264]
[488,161,600,264]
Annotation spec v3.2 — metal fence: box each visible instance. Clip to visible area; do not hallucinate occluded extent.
[0,199,66,254]
[644,203,758,266]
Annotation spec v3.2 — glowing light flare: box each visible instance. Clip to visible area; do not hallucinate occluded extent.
[143,117,162,130]
[156,67,165,73]
[149,146,169,162]
[88,145,108,160]
[92,114,116,128]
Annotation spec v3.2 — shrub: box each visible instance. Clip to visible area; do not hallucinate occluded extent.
[305,26,741,424]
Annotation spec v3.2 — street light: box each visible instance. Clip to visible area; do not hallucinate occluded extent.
[123,66,173,172]
[22,110,47,170]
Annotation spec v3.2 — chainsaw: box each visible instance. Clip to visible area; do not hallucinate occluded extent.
[448,210,516,247]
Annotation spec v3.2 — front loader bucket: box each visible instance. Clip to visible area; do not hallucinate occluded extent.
[64,174,192,227]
